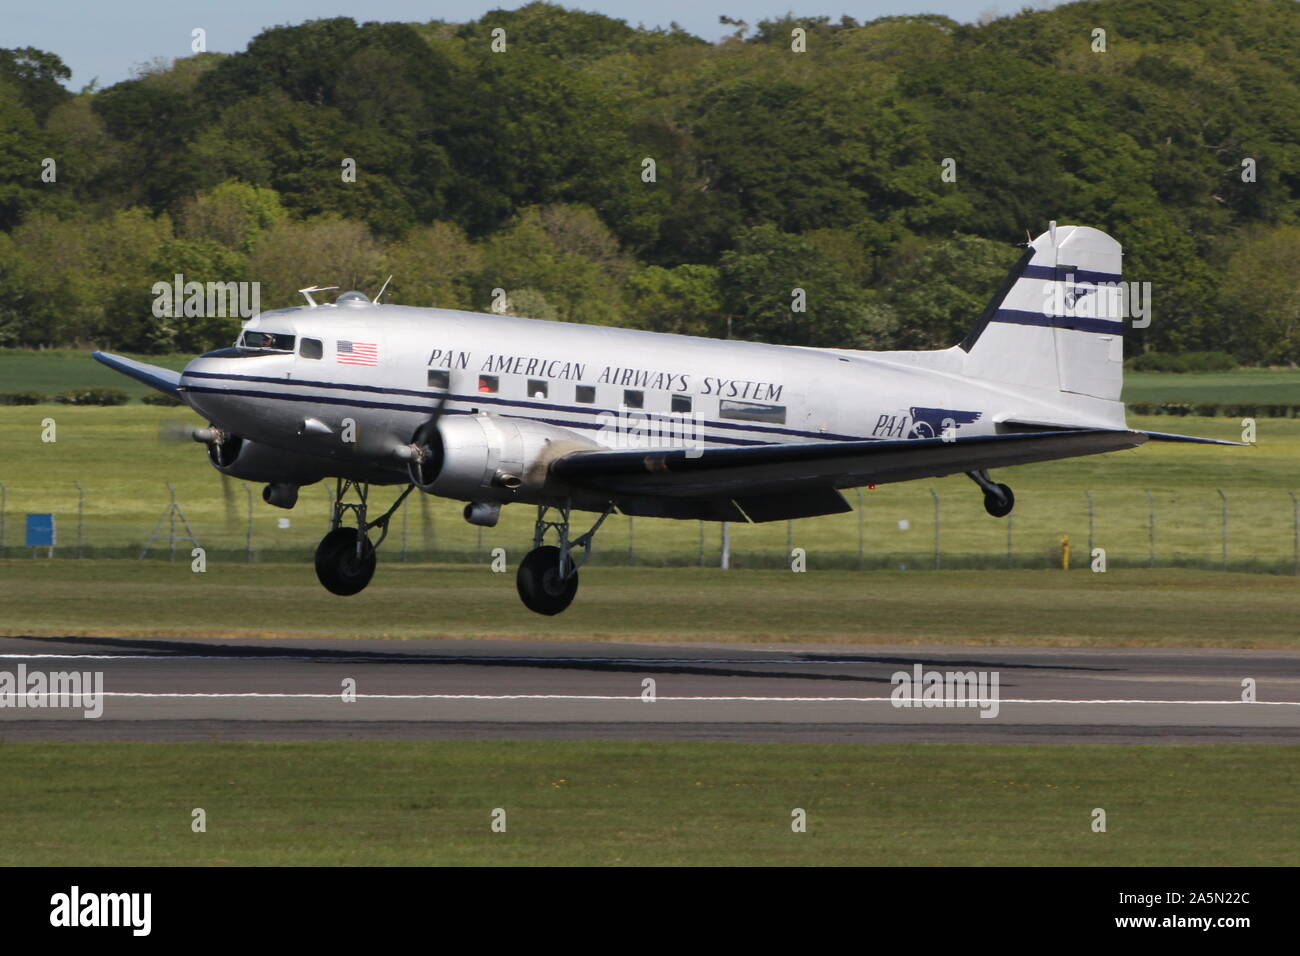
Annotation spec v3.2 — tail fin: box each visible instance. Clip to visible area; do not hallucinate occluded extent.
[961,224,1125,403]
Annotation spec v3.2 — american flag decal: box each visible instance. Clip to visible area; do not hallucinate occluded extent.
[336,340,378,366]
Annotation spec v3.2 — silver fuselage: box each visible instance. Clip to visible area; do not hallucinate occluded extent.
[179,301,1127,498]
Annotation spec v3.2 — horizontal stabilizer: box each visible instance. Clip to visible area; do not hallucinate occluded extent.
[1138,430,1248,446]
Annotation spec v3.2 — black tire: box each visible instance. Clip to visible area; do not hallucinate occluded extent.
[314,527,377,596]
[983,483,1015,518]
[516,545,579,615]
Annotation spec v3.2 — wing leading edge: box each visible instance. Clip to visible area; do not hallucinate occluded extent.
[91,351,183,399]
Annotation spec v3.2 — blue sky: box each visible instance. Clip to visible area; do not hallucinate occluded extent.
[5,0,1045,90]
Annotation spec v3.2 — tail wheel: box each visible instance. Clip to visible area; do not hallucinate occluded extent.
[315,527,377,596]
[516,545,579,616]
[983,483,1015,518]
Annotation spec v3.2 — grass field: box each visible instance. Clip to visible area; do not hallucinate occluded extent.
[1,561,1296,646]
[1,405,1295,571]
[1,741,1292,865]
[0,349,190,399]
[1124,368,1300,405]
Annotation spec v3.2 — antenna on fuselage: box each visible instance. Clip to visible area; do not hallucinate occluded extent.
[298,285,339,308]
[374,275,393,304]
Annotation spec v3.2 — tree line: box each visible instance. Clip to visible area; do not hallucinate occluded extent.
[0,0,1297,361]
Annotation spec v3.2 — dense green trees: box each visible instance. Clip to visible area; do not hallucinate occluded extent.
[0,0,1297,360]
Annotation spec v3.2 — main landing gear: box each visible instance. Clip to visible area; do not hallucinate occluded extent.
[314,479,414,596]
[516,501,613,615]
[967,469,1014,518]
[311,482,613,614]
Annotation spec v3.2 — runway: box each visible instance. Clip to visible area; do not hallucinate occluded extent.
[0,635,1296,743]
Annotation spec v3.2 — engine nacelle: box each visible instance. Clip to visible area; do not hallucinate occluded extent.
[407,415,600,501]
[204,434,331,486]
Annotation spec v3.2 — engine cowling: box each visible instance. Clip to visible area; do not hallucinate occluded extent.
[407,414,600,501]
[201,434,326,486]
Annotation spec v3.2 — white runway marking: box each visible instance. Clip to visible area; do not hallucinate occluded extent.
[9,692,1299,706]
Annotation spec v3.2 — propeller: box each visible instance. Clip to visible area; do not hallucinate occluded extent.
[156,419,238,525]
[406,389,450,488]
[156,419,200,443]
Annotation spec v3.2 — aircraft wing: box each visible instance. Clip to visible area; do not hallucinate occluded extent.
[551,429,1147,507]
[92,351,183,399]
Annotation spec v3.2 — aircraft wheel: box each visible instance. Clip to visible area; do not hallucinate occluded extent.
[516,545,578,615]
[983,483,1015,518]
[314,527,377,596]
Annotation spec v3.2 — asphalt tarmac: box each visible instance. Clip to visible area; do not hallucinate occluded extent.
[0,635,1296,743]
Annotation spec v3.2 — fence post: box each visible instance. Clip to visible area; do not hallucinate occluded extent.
[400,502,408,562]
[856,487,864,571]
[930,488,940,570]
[628,515,635,565]
[1217,488,1228,568]
[246,484,254,562]
[1007,516,1013,569]
[698,520,705,567]
[167,484,177,562]
[73,481,85,559]
[421,493,434,558]
[1,480,7,558]
[720,521,730,570]
[1145,489,1155,567]
[1084,490,1094,557]
[1290,492,1299,576]
[1291,492,1299,576]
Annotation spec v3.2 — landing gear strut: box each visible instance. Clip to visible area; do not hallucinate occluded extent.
[314,479,414,596]
[967,470,1014,518]
[516,500,612,615]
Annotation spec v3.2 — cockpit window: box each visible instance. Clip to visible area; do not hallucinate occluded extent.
[240,331,296,351]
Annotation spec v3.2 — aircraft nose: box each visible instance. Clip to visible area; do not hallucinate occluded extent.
[180,350,258,422]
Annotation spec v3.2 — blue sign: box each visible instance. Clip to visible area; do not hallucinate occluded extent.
[25,513,55,547]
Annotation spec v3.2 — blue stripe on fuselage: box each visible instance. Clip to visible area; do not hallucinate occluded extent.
[180,383,803,447]
[179,370,870,443]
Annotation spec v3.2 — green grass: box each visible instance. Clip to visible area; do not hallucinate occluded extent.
[0,741,1291,865]
[0,349,190,399]
[1123,367,1300,405]
[0,405,1294,571]
[1,561,1296,646]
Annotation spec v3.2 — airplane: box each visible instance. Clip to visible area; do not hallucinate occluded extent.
[94,223,1237,615]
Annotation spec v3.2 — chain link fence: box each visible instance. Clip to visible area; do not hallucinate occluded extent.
[1,479,1297,574]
